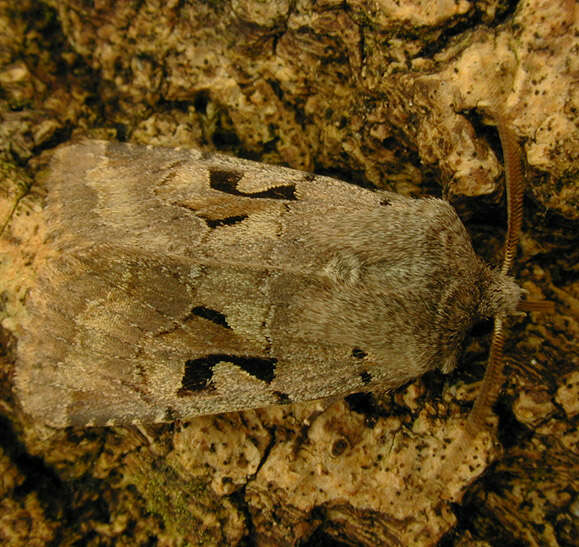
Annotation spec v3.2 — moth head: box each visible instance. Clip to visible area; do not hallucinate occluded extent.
[478,269,522,319]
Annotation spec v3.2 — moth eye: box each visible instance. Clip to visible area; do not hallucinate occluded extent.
[467,318,493,338]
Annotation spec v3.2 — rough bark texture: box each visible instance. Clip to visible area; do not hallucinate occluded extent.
[0,0,577,545]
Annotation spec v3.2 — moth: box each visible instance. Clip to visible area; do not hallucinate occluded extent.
[15,117,538,429]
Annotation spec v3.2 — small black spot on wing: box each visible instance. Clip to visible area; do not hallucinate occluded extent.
[209,169,297,200]
[178,354,277,396]
[380,197,391,206]
[360,371,372,385]
[191,306,231,329]
[352,348,367,359]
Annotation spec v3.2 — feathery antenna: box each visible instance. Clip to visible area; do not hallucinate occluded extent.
[466,115,524,435]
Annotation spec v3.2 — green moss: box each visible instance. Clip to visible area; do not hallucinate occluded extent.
[121,449,244,545]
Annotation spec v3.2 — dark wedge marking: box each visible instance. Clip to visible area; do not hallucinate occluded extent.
[232,355,276,383]
[178,358,215,394]
[209,169,297,200]
[178,354,277,396]
[191,306,231,329]
[201,214,248,228]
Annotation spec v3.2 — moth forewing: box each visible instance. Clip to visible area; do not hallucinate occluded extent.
[16,137,522,428]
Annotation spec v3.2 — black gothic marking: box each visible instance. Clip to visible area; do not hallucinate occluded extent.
[380,197,392,206]
[360,371,372,385]
[209,169,243,190]
[202,214,248,228]
[178,354,277,396]
[273,391,291,404]
[191,306,231,329]
[233,355,276,383]
[179,358,215,395]
[209,169,297,200]
[352,347,367,359]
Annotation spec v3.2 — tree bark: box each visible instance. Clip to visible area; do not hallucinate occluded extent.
[0,0,576,545]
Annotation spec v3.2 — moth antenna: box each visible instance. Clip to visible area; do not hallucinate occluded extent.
[497,118,525,276]
[466,113,524,436]
[466,318,505,435]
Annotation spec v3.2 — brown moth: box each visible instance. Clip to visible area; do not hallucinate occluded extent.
[15,118,533,429]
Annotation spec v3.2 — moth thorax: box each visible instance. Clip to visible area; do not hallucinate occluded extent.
[478,269,522,318]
